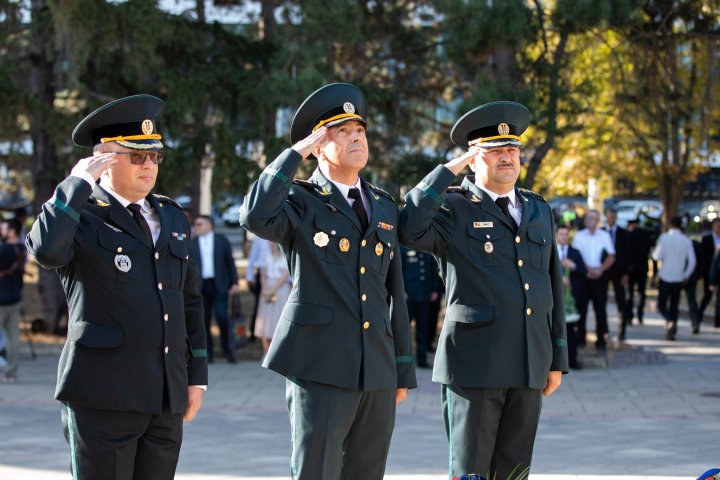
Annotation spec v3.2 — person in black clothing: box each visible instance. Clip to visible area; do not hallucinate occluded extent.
[0,220,26,383]
[699,218,720,328]
[624,219,654,326]
[603,208,631,338]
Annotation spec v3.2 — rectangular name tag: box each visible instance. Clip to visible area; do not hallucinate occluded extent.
[473,221,494,228]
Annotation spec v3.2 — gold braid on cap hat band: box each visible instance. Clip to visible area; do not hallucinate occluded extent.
[101,134,162,143]
[312,113,364,132]
[468,134,522,146]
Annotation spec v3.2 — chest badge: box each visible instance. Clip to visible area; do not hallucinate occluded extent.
[378,221,394,231]
[484,242,494,254]
[375,242,384,256]
[339,238,350,252]
[171,232,187,241]
[314,231,329,247]
[114,254,132,272]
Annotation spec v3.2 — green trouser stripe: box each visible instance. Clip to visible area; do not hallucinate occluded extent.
[263,166,291,187]
[66,404,79,480]
[192,348,207,357]
[395,355,414,363]
[447,386,453,479]
[554,338,567,347]
[418,181,443,206]
[52,198,80,223]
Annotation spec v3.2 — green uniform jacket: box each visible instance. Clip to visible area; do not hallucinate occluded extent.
[240,148,416,391]
[26,176,207,415]
[399,166,568,389]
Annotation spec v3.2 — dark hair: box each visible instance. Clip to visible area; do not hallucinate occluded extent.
[196,214,214,227]
[670,216,682,229]
[606,207,617,214]
[5,220,21,237]
[556,224,570,233]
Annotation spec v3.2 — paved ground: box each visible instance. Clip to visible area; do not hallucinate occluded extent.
[1,300,719,480]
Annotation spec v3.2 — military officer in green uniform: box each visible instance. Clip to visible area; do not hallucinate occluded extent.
[240,83,416,480]
[398,101,568,479]
[26,95,207,480]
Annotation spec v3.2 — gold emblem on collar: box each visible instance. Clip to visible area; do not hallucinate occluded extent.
[320,187,332,196]
[141,119,154,135]
[470,195,480,203]
[96,199,110,207]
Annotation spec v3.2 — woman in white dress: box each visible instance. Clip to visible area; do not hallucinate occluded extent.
[253,242,291,353]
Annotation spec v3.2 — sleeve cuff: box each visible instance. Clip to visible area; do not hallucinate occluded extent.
[71,171,96,188]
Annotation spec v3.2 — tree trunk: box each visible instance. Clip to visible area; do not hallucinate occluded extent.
[29,0,58,214]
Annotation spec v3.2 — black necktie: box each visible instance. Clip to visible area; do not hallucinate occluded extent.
[348,188,369,232]
[127,203,153,245]
[495,196,517,232]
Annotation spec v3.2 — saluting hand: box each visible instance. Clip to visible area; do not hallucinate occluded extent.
[291,126,328,159]
[70,152,118,182]
[444,147,480,176]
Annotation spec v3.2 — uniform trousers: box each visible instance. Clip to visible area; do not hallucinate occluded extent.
[61,402,183,480]
[285,377,396,480]
[442,385,542,480]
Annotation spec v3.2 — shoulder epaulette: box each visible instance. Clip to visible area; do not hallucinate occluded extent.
[446,186,468,194]
[518,188,547,202]
[292,179,316,190]
[153,194,181,209]
[367,183,395,202]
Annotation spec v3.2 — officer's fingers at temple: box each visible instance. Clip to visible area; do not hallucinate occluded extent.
[183,386,204,422]
[292,126,328,158]
[542,371,562,397]
[395,388,408,404]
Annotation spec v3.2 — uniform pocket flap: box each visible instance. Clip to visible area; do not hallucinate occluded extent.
[527,228,549,246]
[314,216,352,237]
[446,304,494,325]
[168,238,189,259]
[466,225,504,241]
[68,321,124,348]
[284,303,333,326]
[376,228,394,247]
[98,229,141,253]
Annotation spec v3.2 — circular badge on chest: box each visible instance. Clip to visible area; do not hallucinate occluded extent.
[114,254,132,272]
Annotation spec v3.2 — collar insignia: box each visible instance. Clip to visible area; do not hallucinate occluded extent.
[96,199,110,207]
[470,195,480,203]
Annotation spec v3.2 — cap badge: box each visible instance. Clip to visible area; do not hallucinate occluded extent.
[339,238,350,252]
[114,254,132,272]
[141,119,154,135]
[343,102,355,114]
[498,123,510,135]
[375,242,384,256]
[314,231,330,247]
[484,242,494,254]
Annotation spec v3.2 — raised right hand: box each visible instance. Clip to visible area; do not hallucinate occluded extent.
[70,152,118,181]
[291,126,328,159]
[444,147,480,176]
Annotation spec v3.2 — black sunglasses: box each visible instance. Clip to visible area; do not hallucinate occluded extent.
[114,151,164,165]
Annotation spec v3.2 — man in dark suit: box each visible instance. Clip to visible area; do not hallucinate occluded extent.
[699,218,720,328]
[26,95,207,480]
[190,215,239,363]
[401,246,441,368]
[624,219,654,325]
[240,83,416,479]
[399,101,567,479]
[556,224,586,368]
[604,208,631,339]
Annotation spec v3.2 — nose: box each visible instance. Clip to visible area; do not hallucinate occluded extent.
[142,154,155,167]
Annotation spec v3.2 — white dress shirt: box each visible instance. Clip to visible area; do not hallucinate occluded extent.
[477,185,522,226]
[572,228,615,269]
[652,229,696,283]
[246,236,271,282]
[329,177,372,220]
[197,231,215,279]
[98,177,160,245]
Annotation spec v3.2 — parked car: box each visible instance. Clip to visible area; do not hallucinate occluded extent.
[221,202,243,227]
[613,199,663,228]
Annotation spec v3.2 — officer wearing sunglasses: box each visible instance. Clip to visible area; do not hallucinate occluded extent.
[27,94,207,480]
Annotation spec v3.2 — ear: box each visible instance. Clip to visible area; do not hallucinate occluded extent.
[313,143,325,161]
[468,152,477,173]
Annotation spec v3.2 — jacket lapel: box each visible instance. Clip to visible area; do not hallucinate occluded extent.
[94,186,152,248]
[147,194,170,251]
[516,188,534,234]
[309,169,363,233]
[362,180,384,238]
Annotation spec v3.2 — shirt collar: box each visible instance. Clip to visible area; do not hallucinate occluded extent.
[477,184,517,208]
[99,177,149,212]
[329,176,363,200]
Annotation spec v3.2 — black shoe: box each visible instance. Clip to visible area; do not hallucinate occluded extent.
[638,317,643,325]
[226,354,236,364]
[665,331,676,341]
[692,325,700,334]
